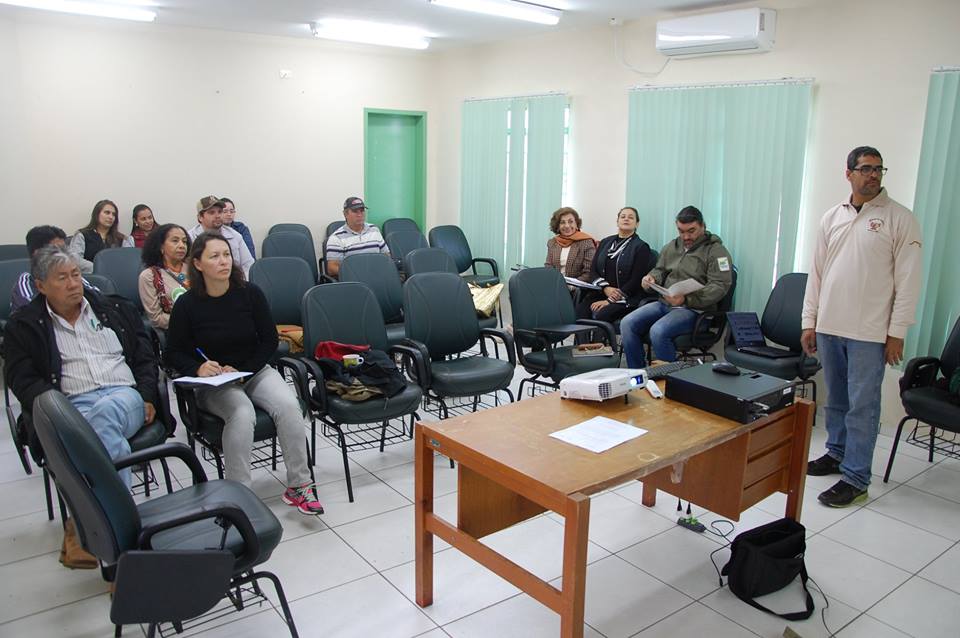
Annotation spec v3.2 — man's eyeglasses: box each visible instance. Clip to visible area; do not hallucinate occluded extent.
[852,165,888,176]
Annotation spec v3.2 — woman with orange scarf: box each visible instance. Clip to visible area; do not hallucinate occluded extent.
[544,207,596,285]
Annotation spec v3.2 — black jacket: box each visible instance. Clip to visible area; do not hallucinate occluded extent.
[3,289,159,416]
[588,233,655,307]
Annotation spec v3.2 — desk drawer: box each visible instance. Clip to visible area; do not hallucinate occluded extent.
[748,415,793,456]
[744,441,792,487]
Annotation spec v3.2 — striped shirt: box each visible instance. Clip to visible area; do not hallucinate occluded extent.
[325,223,389,262]
[48,298,135,396]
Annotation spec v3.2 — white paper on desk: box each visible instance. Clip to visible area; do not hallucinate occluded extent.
[648,278,704,298]
[564,277,601,290]
[549,417,647,453]
[173,371,252,386]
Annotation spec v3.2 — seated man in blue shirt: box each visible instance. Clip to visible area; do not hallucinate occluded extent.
[10,225,95,313]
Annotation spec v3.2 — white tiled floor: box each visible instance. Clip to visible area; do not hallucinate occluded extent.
[2,367,960,638]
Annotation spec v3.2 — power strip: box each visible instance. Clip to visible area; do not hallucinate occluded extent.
[677,516,706,533]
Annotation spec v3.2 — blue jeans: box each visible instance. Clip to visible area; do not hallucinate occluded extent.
[621,301,699,368]
[68,385,144,487]
[817,334,886,491]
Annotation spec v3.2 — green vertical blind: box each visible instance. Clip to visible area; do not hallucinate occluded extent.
[905,69,960,362]
[625,80,812,313]
[460,94,568,272]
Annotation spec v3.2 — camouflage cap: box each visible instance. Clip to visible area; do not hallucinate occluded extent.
[196,196,224,214]
[343,196,366,211]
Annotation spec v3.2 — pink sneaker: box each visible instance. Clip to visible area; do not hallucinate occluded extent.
[282,484,324,515]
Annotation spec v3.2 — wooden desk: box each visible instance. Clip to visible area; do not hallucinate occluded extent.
[414,387,814,638]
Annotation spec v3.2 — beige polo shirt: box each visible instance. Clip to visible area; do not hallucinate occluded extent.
[801,189,923,343]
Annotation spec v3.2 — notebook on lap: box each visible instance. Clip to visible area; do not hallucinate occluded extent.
[726,312,797,359]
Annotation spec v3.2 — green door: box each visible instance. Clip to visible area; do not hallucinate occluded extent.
[364,109,426,229]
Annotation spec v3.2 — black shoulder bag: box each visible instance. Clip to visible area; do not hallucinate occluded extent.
[714,518,814,620]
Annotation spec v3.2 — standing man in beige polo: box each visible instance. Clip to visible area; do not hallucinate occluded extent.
[801,146,923,507]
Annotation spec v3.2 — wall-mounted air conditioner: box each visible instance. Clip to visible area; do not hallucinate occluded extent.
[656,8,776,57]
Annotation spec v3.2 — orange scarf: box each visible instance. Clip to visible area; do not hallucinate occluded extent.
[554,231,595,248]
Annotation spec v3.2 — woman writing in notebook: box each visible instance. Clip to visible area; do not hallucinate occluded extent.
[164,232,323,515]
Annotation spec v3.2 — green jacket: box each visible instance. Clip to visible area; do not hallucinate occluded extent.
[648,232,734,311]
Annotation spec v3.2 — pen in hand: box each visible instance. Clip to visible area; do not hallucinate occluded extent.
[195,348,223,376]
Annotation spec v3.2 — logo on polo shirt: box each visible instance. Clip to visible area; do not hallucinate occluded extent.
[866,218,884,233]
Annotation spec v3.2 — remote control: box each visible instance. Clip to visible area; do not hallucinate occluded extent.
[645,379,663,399]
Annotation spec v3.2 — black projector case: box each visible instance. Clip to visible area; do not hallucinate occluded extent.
[664,364,796,423]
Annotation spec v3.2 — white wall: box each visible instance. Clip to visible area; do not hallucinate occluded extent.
[0,12,436,248]
[430,0,960,270]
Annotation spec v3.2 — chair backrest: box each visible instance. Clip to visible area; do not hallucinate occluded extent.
[940,316,960,378]
[403,272,479,357]
[85,273,118,296]
[381,218,421,237]
[260,231,319,283]
[339,253,404,324]
[428,225,473,274]
[0,257,30,322]
[0,244,28,260]
[386,230,429,264]
[325,221,345,242]
[719,267,738,313]
[301,282,388,354]
[92,247,142,304]
[404,247,458,277]
[249,257,315,326]
[761,272,807,352]
[509,267,576,331]
[32,390,140,565]
[268,223,314,244]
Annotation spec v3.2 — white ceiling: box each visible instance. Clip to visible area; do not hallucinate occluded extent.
[3,0,745,49]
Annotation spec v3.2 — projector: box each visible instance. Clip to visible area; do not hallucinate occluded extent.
[559,368,647,401]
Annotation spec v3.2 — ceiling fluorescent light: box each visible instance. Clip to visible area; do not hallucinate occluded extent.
[310,19,430,50]
[429,0,561,26]
[0,0,157,22]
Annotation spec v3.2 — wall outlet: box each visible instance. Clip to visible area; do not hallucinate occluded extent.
[609,17,623,27]
[279,69,293,80]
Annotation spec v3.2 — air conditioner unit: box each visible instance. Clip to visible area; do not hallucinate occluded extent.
[656,8,776,57]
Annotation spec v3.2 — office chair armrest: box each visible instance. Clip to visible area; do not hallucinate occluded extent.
[137,502,260,566]
[480,328,516,366]
[400,338,433,389]
[276,356,311,416]
[389,343,430,389]
[471,257,499,278]
[514,328,553,373]
[114,442,208,484]
[297,356,329,412]
[900,356,941,393]
[575,319,618,350]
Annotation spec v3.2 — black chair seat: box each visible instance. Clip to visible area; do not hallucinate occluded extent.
[479,315,498,330]
[464,274,500,287]
[138,479,283,569]
[724,349,821,381]
[196,407,276,449]
[524,346,619,383]
[128,420,168,451]
[431,357,514,397]
[385,322,407,348]
[319,384,423,424]
[674,331,722,351]
[902,386,960,427]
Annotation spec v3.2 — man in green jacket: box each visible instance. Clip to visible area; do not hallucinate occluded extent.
[621,206,734,367]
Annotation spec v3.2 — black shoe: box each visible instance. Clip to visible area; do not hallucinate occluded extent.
[818,480,868,508]
[807,454,841,476]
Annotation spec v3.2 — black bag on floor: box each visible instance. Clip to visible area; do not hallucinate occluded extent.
[719,518,814,620]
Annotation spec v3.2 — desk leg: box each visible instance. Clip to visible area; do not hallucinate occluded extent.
[560,493,590,638]
[415,426,434,607]
[784,400,814,521]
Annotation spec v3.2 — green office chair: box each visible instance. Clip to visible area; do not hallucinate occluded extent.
[32,389,299,638]
[403,272,515,418]
[299,282,424,501]
[261,231,320,284]
[381,217,421,237]
[339,253,407,347]
[428,225,499,287]
[510,267,621,397]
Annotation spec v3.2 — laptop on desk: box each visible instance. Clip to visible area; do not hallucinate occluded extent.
[727,312,797,359]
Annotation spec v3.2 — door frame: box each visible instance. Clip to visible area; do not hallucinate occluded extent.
[363,108,427,229]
